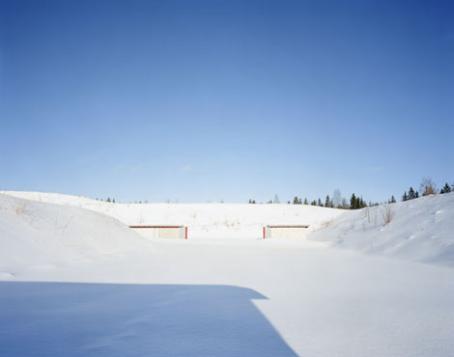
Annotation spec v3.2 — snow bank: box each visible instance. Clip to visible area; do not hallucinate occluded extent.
[310,193,454,266]
[3,190,453,265]
[1,191,343,239]
[0,194,149,275]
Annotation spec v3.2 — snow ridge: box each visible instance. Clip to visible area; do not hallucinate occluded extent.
[310,193,454,266]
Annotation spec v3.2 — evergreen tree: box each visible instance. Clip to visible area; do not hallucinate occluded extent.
[106,197,111,203]
[311,200,317,206]
[440,183,451,194]
[359,196,366,208]
[317,198,323,207]
[408,187,416,200]
[350,194,357,209]
[389,195,396,204]
[325,195,331,208]
[303,198,308,205]
[402,191,408,201]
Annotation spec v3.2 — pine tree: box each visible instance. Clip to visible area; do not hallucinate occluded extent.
[350,194,357,209]
[359,196,366,208]
[325,195,331,208]
[303,198,308,205]
[441,183,451,194]
[408,187,416,200]
[402,191,408,201]
[317,198,323,207]
[389,195,396,204]
[106,197,111,203]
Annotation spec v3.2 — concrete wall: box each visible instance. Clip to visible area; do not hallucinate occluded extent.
[265,227,309,239]
[131,227,185,240]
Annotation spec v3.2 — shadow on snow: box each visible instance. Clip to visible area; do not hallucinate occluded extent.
[0,281,297,356]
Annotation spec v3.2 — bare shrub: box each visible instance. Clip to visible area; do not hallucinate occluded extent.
[420,177,437,196]
[382,204,394,225]
[364,207,371,224]
[15,202,27,216]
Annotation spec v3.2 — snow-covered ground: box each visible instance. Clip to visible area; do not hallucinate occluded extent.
[1,192,454,356]
[0,191,343,239]
[310,193,454,267]
[0,194,152,279]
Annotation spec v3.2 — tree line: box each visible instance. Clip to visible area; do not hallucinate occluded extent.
[248,178,453,210]
[402,178,453,202]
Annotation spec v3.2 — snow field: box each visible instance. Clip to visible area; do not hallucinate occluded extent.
[1,191,454,356]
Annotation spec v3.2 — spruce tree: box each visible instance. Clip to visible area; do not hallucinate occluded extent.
[408,187,416,200]
[304,198,308,205]
[293,196,302,204]
[350,194,357,209]
[441,183,451,194]
[402,191,408,201]
[359,197,366,208]
[325,195,331,208]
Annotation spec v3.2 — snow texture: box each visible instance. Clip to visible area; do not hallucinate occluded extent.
[1,192,454,356]
[310,192,454,266]
[0,191,343,239]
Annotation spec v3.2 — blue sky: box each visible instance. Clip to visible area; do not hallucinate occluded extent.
[1,0,453,203]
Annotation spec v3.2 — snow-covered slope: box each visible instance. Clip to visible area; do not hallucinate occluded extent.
[0,194,149,278]
[310,193,454,266]
[2,190,453,265]
[1,191,343,239]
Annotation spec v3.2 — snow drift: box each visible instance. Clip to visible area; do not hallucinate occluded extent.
[0,193,148,277]
[2,190,454,266]
[310,192,454,266]
[1,191,343,239]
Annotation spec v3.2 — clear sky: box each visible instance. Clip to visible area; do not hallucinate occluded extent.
[1,0,453,203]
